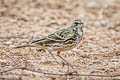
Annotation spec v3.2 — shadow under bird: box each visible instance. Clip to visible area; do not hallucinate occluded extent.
[14,19,84,66]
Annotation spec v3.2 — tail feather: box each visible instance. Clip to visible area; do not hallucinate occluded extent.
[13,44,36,49]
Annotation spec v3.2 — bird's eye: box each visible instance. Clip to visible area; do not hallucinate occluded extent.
[74,22,78,26]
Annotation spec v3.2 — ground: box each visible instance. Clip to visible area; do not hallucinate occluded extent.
[0,0,120,80]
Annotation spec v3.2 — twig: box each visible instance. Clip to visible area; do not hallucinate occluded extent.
[0,65,24,74]
[0,66,120,77]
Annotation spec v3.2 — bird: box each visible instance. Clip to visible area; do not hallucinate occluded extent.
[14,19,84,66]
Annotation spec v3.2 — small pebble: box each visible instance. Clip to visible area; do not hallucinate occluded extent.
[100,20,108,26]
[87,1,97,8]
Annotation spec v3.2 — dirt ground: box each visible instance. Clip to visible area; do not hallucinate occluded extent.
[0,0,120,80]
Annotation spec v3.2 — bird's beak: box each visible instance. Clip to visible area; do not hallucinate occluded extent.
[81,23,84,27]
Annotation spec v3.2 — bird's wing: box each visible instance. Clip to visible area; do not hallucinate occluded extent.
[30,28,75,47]
[30,36,63,47]
[48,28,75,41]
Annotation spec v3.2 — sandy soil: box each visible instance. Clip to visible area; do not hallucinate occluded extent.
[0,0,120,80]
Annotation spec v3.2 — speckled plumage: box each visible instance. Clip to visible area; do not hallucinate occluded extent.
[15,19,84,51]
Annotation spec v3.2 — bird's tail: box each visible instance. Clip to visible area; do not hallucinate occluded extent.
[13,43,36,49]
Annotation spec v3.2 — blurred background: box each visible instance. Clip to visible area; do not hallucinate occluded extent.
[0,0,120,80]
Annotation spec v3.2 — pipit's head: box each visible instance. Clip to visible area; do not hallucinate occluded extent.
[72,19,84,28]
[71,19,84,37]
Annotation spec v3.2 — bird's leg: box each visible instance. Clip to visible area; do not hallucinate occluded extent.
[48,50,59,64]
[57,52,79,74]
[57,51,70,71]
[57,51,68,65]
[57,51,75,70]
